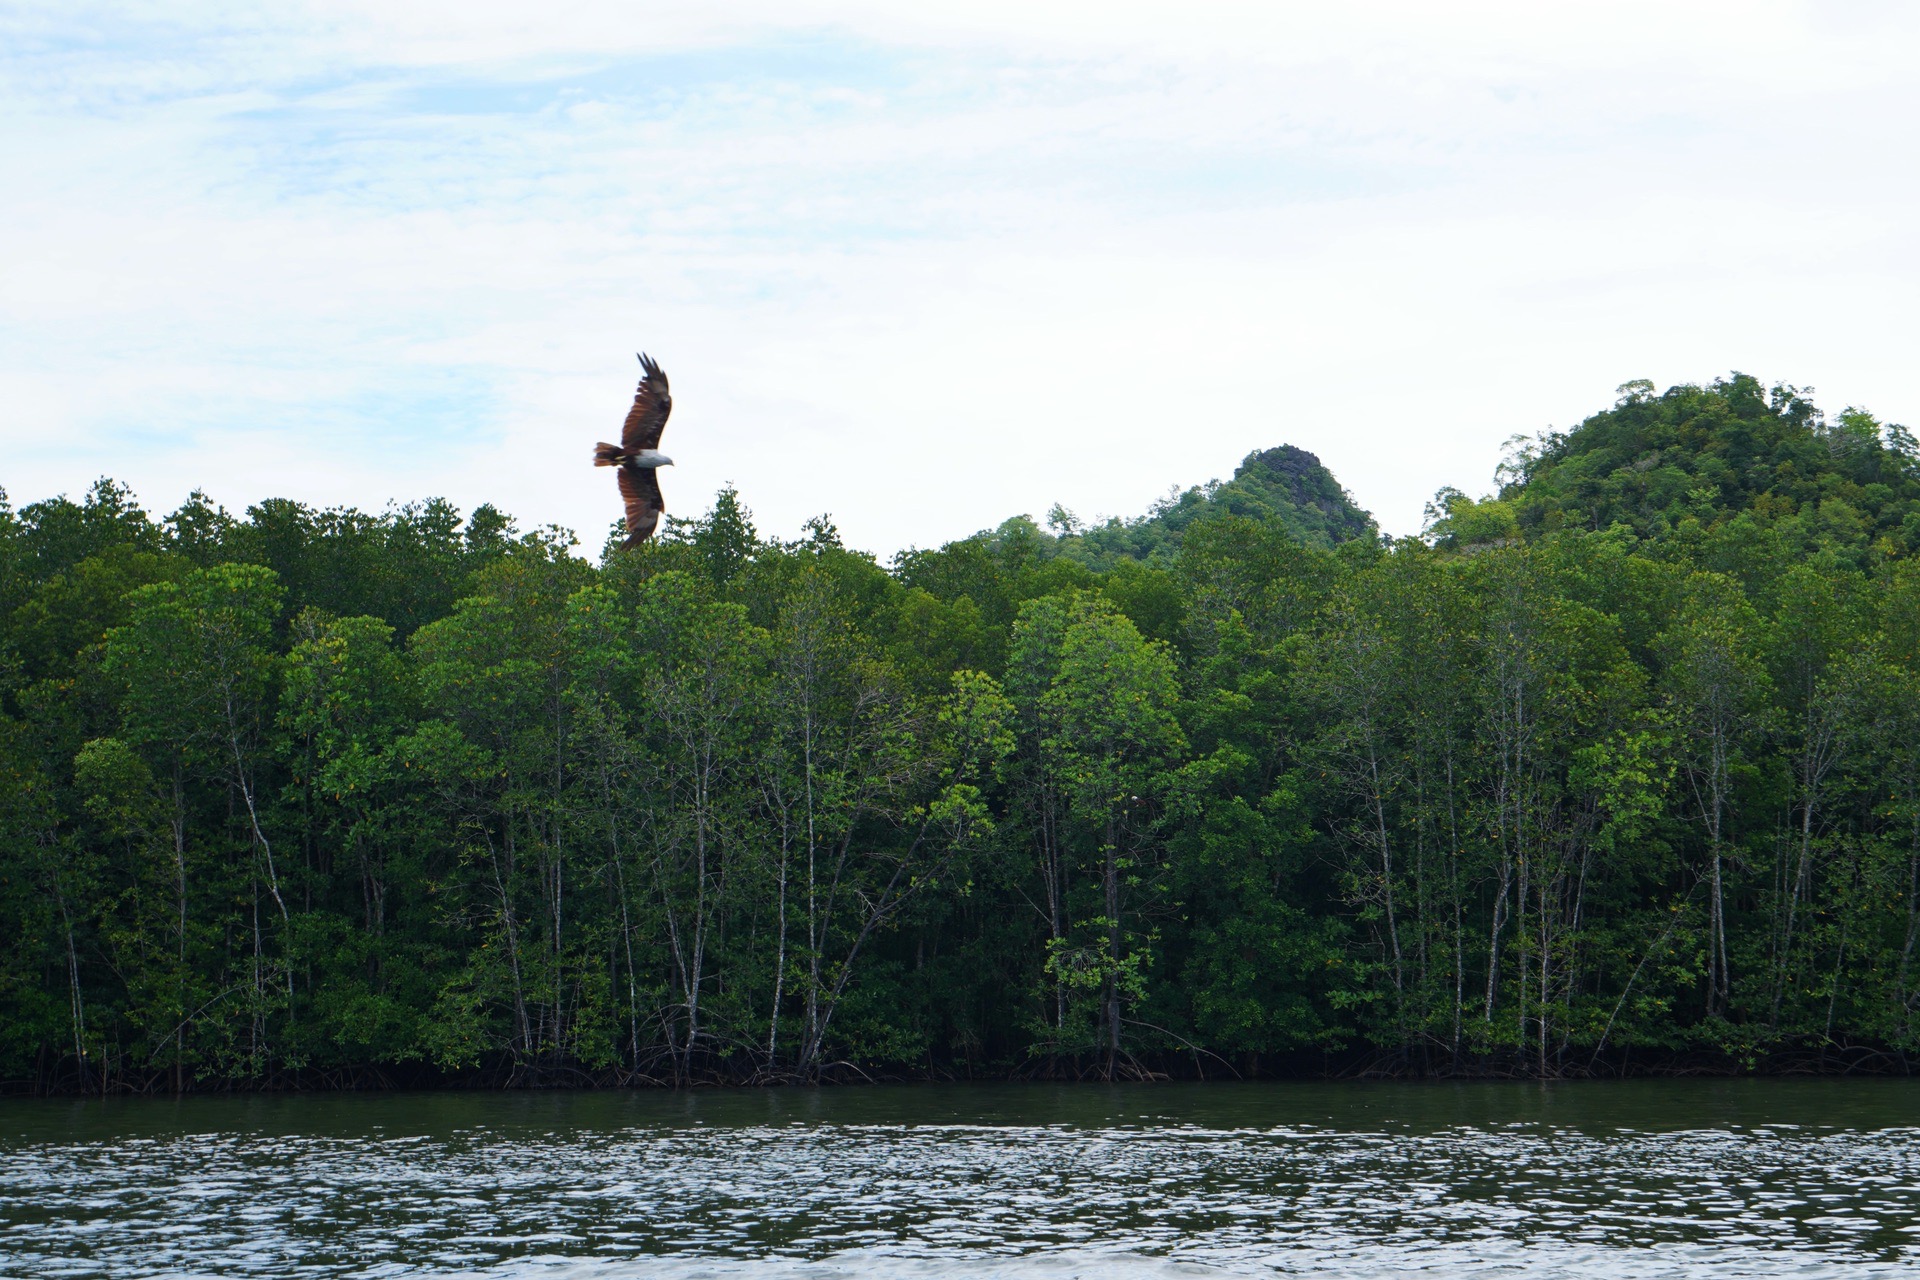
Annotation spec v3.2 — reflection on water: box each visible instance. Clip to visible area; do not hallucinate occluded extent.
[2,1081,1917,1278]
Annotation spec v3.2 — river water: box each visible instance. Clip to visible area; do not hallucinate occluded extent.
[2,1080,1917,1278]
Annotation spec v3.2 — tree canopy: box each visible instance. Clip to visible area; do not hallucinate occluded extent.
[5,373,1920,1090]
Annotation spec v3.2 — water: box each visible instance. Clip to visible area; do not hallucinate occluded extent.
[2,1080,1917,1278]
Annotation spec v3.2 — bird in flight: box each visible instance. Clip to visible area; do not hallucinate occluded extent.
[593,353,675,547]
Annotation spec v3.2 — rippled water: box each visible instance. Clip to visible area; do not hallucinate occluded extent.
[3,1080,1918,1278]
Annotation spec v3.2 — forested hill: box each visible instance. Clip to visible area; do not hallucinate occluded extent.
[1430,375,1920,558]
[6,371,1920,1094]
[1034,443,1375,567]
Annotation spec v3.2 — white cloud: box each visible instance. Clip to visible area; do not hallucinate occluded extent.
[3,1,1918,549]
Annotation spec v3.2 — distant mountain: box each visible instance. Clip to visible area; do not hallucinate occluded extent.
[1027,444,1377,568]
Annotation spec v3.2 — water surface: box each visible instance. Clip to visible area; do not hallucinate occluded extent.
[3,1080,1917,1277]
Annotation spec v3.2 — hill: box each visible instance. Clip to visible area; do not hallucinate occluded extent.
[974,443,1377,572]
[1428,373,1920,562]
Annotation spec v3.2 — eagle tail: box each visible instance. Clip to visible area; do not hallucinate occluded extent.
[593,442,623,467]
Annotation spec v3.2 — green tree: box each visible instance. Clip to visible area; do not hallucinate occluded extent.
[102,562,291,1073]
[1659,575,1771,1021]
[1011,594,1183,1076]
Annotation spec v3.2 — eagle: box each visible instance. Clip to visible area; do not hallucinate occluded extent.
[593,353,675,547]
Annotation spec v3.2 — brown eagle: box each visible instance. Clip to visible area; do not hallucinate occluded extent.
[592,353,675,547]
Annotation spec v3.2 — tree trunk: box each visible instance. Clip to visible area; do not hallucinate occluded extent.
[1104,816,1121,1079]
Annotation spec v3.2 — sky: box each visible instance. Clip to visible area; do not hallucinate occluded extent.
[4,0,1919,554]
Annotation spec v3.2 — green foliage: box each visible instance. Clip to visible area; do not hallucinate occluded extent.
[6,376,1920,1089]
[1064,445,1377,564]
[1490,374,1920,562]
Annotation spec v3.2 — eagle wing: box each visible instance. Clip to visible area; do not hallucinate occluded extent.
[616,463,664,546]
[621,353,672,452]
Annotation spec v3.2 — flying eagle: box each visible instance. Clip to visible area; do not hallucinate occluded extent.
[593,353,675,547]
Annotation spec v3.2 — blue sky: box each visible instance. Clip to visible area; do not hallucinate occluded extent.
[5,1,1919,551]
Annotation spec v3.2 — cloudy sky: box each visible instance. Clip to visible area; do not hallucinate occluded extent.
[4,1,1917,552]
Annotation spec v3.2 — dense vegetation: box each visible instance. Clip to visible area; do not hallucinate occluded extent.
[1044,443,1376,564]
[6,373,1920,1092]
